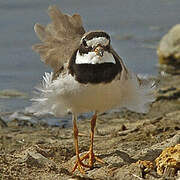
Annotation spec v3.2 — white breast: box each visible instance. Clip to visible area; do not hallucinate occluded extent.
[75,50,116,64]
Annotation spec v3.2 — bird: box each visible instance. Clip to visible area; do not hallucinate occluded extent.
[28,5,156,174]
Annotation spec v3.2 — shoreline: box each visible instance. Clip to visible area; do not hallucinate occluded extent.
[0,74,180,179]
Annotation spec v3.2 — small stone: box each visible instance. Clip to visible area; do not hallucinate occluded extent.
[0,117,8,128]
[136,160,154,171]
[114,163,145,179]
[20,150,56,169]
[120,124,127,131]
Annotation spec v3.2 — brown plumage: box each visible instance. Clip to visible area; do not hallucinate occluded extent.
[32,5,85,72]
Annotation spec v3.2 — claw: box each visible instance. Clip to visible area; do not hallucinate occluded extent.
[72,151,104,173]
[72,159,89,173]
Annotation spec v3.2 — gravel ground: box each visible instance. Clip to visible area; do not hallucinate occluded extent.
[0,74,180,180]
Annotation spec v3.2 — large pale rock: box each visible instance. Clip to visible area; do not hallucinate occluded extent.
[157,24,180,66]
[155,144,180,176]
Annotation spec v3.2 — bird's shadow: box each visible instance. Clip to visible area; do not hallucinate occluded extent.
[96,148,162,168]
[100,150,136,163]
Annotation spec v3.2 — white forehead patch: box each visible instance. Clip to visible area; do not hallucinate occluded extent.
[86,37,109,47]
[75,50,116,64]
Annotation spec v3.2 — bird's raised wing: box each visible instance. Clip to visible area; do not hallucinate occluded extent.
[32,5,85,72]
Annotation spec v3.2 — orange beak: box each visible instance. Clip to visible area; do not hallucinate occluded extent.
[94,45,104,57]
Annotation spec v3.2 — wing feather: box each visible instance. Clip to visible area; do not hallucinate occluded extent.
[32,5,85,71]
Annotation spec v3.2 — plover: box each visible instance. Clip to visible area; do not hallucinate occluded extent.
[29,5,156,173]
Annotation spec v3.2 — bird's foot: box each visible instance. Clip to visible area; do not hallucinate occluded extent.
[72,156,90,174]
[72,151,104,173]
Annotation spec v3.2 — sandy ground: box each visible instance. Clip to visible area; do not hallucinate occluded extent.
[0,74,180,180]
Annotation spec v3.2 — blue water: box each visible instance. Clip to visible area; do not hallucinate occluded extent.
[1,0,180,113]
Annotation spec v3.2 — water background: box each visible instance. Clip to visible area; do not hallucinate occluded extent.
[0,0,180,122]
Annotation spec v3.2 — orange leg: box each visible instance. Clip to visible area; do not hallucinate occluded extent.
[72,112,104,173]
[72,114,89,174]
[88,112,104,167]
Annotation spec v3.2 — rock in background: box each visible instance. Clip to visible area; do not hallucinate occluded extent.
[157,24,180,74]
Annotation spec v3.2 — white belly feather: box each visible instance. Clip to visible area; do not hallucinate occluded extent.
[27,71,155,117]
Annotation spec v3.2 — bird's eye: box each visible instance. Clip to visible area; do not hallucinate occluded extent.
[83,39,88,48]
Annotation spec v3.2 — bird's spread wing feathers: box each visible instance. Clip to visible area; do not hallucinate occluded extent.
[32,5,85,71]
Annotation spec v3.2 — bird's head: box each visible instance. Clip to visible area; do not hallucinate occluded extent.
[68,30,122,84]
[76,31,114,64]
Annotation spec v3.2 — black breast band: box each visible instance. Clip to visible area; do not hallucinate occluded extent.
[68,50,122,84]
